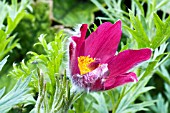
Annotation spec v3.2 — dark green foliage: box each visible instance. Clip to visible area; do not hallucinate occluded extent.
[12,1,57,63]
[53,0,98,26]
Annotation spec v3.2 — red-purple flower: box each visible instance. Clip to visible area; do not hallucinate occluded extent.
[69,20,151,91]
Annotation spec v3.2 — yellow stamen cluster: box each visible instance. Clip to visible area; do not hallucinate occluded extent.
[78,56,95,75]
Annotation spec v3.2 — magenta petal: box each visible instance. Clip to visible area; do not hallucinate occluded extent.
[104,72,138,90]
[70,24,87,75]
[71,24,88,56]
[69,42,80,75]
[72,24,88,43]
[72,64,109,91]
[85,20,122,62]
[107,48,152,76]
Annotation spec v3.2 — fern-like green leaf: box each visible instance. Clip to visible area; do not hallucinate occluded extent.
[0,75,34,113]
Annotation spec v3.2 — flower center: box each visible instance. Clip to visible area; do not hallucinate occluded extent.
[78,56,99,75]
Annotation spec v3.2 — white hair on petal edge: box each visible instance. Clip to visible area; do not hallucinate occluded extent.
[70,37,76,48]
[101,64,109,76]
[131,75,138,83]
[71,81,84,93]
[64,38,72,79]
[65,37,78,79]
[71,24,83,37]
[63,24,83,37]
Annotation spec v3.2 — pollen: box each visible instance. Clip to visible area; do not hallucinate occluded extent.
[78,56,95,75]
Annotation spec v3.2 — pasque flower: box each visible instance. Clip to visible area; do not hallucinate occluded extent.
[69,20,151,91]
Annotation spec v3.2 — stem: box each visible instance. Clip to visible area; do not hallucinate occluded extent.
[35,69,45,113]
[35,95,41,113]
[112,86,126,113]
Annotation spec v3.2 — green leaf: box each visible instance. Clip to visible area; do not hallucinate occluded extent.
[0,30,7,54]
[68,110,76,113]
[152,94,169,113]
[115,76,155,113]
[73,94,87,113]
[6,10,26,34]
[164,83,170,102]
[0,75,33,113]
[92,0,115,21]
[141,60,157,79]
[0,55,9,71]
[142,43,169,79]
[0,87,5,98]
[53,0,98,26]
[151,14,170,49]
[124,10,150,48]
[122,100,156,113]
[156,66,170,85]
[90,93,108,113]
[37,34,48,52]
[134,0,144,16]
[156,0,170,13]
[0,1,8,29]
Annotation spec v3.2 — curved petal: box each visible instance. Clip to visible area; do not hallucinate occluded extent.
[85,20,122,62]
[71,24,88,56]
[70,24,88,75]
[107,48,152,76]
[104,72,138,90]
